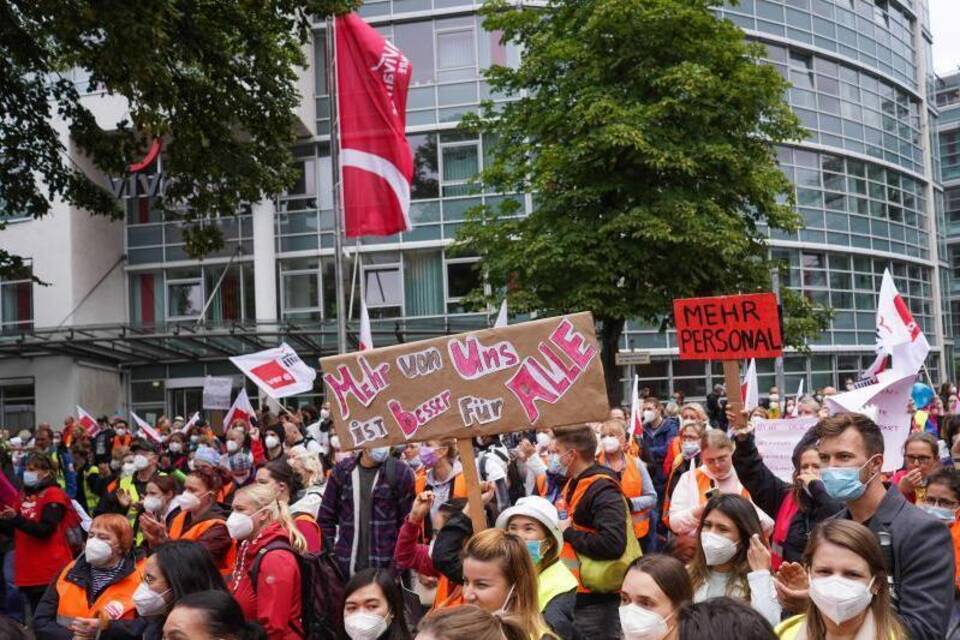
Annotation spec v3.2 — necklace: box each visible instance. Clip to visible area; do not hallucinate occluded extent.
[230,528,267,593]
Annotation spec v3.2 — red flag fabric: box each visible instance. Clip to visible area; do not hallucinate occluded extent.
[335,13,413,237]
[76,406,100,438]
[130,411,163,445]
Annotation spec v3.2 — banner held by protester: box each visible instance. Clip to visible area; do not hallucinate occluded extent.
[202,376,234,410]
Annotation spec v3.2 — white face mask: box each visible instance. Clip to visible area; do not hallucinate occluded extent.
[620,603,671,640]
[601,436,621,454]
[169,442,183,453]
[133,454,150,471]
[84,537,114,567]
[265,435,280,450]
[226,440,240,454]
[143,496,164,514]
[22,471,40,487]
[178,491,202,512]
[226,508,266,540]
[700,531,739,566]
[642,410,657,425]
[132,582,170,616]
[121,462,136,477]
[809,575,875,625]
[320,409,331,420]
[116,428,127,436]
[343,611,391,640]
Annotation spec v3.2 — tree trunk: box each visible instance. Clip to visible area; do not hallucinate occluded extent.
[598,316,626,409]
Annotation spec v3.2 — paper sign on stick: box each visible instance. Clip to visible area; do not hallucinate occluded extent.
[674,293,782,361]
[753,417,819,482]
[320,312,609,449]
[825,371,914,472]
[202,376,234,410]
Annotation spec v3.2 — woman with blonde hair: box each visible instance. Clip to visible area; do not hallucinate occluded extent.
[775,519,905,639]
[416,605,527,640]
[461,528,552,639]
[228,483,306,640]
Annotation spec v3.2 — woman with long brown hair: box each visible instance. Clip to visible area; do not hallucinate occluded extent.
[416,605,527,640]
[688,494,780,628]
[461,528,552,639]
[775,519,905,639]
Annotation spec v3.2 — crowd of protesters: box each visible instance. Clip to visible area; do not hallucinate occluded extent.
[0,379,957,639]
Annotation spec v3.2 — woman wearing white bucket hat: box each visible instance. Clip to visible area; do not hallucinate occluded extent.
[495,496,580,639]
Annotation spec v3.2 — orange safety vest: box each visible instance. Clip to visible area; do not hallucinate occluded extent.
[168,511,238,576]
[597,452,649,538]
[415,470,468,499]
[432,575,464,610]
[55,560,140,622]
[216,481,235,505]
[693,468,752,505]
[535,473,548,497]
[558,474,623,593]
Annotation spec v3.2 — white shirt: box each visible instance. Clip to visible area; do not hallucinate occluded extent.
[668,465,774,536]
[694,569,781,629]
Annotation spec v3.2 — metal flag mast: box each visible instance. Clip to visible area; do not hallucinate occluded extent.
[326,16,348,355]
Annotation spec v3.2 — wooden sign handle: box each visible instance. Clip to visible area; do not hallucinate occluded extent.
[456,438,488,534]
[723,360,746,431]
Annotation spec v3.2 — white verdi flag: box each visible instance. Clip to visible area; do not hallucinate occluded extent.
[740,359,759,411]
[230,342,317,399]
[494,299,508,328]
[130,412,162,444]
[792,378,803,417]
[223,388,256,429]
[359,301,373,352]
[825,369,915,472]
[875,269,930,376]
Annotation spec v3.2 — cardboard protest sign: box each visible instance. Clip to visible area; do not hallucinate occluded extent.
[825,371,914,472]
[674,293,782,361]
[320,312,609,449]
[753,417,819,482]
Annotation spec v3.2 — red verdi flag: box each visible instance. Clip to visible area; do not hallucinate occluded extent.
[335,13,413,237]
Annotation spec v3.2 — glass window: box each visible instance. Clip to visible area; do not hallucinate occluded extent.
[0,379,34,431]
[0,279,32,333]
[436,27,477,81]
[283,273,320,312]
[394,21,435,86]
[446,260,480,299]
[365,266,403,308]
[167,279,204,319]
[410,134,440,200]
[404,251,444,316]
[441,143,479,197]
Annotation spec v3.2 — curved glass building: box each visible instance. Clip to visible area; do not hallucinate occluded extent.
[623,0,951,399]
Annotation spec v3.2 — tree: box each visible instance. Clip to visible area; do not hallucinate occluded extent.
[456,0,828,405]
[0,0,357,276]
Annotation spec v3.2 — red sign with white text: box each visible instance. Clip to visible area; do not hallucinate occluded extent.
[674,293,782,361]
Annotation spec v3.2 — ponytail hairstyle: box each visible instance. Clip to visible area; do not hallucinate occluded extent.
[263,457,304,499]
[234,483,306,552]
[417,605,527,640]
[171,590,266,640]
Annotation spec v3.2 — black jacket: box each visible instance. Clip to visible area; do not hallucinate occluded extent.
[837,486,955,640]
[562,465,627,561]
[33,553,144,640]
[732,433,843,564]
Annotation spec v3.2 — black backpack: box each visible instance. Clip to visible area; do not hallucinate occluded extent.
[251,539,345,640]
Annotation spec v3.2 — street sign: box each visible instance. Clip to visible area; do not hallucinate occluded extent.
[615,351,651,366]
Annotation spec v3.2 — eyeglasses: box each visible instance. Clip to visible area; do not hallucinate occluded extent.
[925,497,960,509]
[905,455,934,464]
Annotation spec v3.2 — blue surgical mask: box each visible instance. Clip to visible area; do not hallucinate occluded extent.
[821,456,879,502]
[921,504,957,523]
[547,453,567,477]
[369,446,390,463]
[526,539,543,563]
[22,471,40,487]
[681,442,700,459]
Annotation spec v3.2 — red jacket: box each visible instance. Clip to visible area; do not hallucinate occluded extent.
[231,522,303,640]
[13,484,74,587]
[394,517,439,577]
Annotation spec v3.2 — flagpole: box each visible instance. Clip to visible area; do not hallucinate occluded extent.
[327,17,348,355]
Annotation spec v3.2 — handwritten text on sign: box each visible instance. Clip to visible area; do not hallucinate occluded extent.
[673,293,783,360]
[753,417,819,482]
[319,312,609,449]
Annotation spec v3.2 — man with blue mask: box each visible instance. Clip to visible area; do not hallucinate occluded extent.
[815,413,953,640]
[318,440,415,578]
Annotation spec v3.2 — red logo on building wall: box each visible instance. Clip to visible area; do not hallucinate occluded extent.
[250,360,296,390]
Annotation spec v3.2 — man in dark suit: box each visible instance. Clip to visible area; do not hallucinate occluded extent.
[815,413,954,640]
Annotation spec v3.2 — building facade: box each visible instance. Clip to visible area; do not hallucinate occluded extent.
[938,72,960,372]
[0,0,951,427]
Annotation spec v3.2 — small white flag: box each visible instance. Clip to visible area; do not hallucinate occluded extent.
[359,301,373,351]
[494,299,508,328]
[740,359,759,411]
[230,342,317,399]
[130,412,162,444]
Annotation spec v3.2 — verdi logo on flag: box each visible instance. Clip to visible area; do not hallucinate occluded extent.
[335,13,414,237]
[230,343,316,399]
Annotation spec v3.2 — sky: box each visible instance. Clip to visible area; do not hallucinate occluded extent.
[930,0,960,75]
